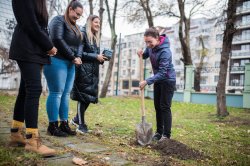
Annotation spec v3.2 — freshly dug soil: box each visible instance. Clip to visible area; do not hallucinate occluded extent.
[152,139,205,160]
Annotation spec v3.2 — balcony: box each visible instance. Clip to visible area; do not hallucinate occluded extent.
[231,50,250,59]
[232,35,250,45]
[236,7,250,15]
[230,66,245,74]
[235,22,250,29]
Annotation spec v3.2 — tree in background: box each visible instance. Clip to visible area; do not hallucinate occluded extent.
[99,0,118,98]
[99,0,105,37]
[194,35,208,92]
[0,18,17,73]
[122,0,208,89]
[217,0,238,117]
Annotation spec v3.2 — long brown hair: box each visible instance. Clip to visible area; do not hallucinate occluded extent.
[35,0,49,26]
[86,15,100,47]
[64,0,83,39]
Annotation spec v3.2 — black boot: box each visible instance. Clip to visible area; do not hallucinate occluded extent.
[59,120,76,135]
[47,121,68,137]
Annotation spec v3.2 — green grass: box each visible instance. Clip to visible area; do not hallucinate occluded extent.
[0,92,249,166]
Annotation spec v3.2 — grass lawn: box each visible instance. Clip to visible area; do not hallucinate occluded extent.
[0,92,249,166]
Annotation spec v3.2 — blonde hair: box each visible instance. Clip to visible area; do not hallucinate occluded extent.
[64,0,83,39]
[86,15,100,47]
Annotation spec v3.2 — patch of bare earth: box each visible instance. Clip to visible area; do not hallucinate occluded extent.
[151,139,207,165]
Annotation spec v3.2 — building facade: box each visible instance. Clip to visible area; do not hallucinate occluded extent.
[229,0,250,92]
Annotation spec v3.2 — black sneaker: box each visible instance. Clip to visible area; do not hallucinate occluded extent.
[59,120,76,136]
[47,121,68,137]
[70,118,79,127]
[76,124,88,135]
[152,133,162,141]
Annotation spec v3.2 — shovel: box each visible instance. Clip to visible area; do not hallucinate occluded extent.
[135,55,153,146]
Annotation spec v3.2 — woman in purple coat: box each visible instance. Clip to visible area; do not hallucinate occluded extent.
[137,27,176,141]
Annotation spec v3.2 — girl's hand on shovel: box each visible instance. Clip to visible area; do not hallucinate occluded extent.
[139,80,147,90]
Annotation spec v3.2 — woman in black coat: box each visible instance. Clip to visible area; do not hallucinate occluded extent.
[70,15,107,134]
[9,0,57,156]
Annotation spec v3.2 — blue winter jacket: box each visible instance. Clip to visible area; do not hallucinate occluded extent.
[143,34,176,85]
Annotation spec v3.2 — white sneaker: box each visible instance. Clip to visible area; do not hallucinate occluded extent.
[159,136,169,142]
[70,119,79,127]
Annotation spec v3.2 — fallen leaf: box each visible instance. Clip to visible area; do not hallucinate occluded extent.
[72,157,88,166]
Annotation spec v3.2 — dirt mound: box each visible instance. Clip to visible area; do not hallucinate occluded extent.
[152,139,205,160]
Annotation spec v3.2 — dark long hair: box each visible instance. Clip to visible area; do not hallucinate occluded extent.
[64,0,83,39]
[144,27,160,39]
[35,0,49,26]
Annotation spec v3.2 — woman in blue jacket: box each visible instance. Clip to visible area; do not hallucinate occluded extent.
[44,0,83,137]
[137,27,176,141]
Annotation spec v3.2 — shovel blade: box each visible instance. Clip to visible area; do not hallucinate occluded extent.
[135,122,153,146]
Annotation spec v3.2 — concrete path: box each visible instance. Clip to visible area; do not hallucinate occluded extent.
[0,112,131,166]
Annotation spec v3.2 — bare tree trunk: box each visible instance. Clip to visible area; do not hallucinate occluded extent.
[98,0,105,38]
[140,0,154,27]
[177,0,192,66]
[88,0,94,15]
[99,0,118,98]
[177,0,192,89]
[217,0,238,117]
[194,35,207,92]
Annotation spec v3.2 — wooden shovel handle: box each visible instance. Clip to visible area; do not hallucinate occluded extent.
[140,55,145,117]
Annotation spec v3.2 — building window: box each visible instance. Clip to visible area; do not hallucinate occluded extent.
[242,15,250,25]
[241,44,250,50]
[240,59,250,66]
[243,1,250,10]
[242,30,250,40]
[132,90,139,95]
[123,60,126,66]
[215,48,222,54]
[200,76,207,84]
[132,80,139,87]
[215,61,220,68]
[216,34,223,41]
[132,69,135,75]
[132,59,136,65]
[214,75,219,82]
[123,70,126,75]
[122,80,129,89]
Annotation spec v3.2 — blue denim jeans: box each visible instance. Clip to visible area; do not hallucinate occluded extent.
[44,57,75,122]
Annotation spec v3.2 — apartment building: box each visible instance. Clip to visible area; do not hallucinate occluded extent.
[99,33,153,96]
[229,0,250,92]
[165,17,222,92]
[99,17,226,96]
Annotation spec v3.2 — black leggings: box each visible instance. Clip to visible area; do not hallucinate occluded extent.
[76,101,89,125]
[153,80,175,138]
[13,61,42,128]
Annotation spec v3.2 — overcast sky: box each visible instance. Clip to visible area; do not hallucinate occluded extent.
[77,0,222,38]
[100,0,220,38]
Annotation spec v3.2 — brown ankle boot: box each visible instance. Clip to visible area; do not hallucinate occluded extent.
[25,132,56,157]
[9,128,26,147]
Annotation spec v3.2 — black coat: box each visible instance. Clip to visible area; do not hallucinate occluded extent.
[9,0,53,64]
[49,16,82,61]
[71,27,101,103]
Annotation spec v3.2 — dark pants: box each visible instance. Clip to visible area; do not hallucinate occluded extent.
[76,101,90,125]
[13,61,42,128]
[154,80,175,138]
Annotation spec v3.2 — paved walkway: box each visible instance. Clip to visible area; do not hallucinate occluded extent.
[0,111,131,166]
